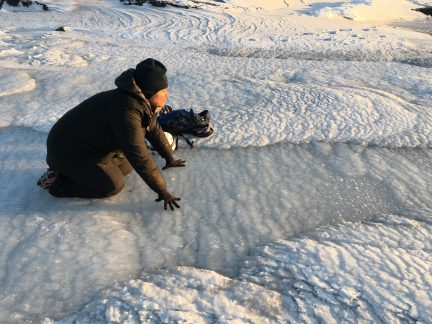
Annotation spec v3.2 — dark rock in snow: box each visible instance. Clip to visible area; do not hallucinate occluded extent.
[1,0,48,10]
[35,1,48,10]
[149,0,167,7]
[55,26,67,32]
[6,0,32,6]
[120,0,145,5]
[119,0,225,9]
[413,7,432,17]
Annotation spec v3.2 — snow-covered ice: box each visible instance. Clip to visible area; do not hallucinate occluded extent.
[59,213,432,323]
[0,0,431,322]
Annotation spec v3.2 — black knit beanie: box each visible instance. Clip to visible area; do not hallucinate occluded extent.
[134,58,168,99]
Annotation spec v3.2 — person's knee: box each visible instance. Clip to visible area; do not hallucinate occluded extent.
[119,161,132,176]
[103,177,125,197]
[50,175,125,198]
[113,151,132,176]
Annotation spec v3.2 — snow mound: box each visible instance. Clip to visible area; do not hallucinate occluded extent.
[240,214,432,322]
[0,28,88,68]
[57,214,432,323]
[299,0,425,22]
[63,267,289,323]
[0,69,36,97]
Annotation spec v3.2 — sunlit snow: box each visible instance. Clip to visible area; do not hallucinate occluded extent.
[0,0,431,322]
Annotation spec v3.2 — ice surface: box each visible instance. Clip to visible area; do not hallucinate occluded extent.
[0,126,430,321]
[58,214,432,323]
[240,214,432,322]
[0,0,431,322]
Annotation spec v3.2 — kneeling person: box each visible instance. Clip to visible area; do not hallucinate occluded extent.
[37,58,185,211]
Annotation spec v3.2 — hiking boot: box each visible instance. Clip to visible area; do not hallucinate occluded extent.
[37,170,59,189]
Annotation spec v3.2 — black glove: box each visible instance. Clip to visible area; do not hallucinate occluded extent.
[163,158,186,170]
[155,190,181,211]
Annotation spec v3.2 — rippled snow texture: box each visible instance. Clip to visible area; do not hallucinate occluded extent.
[0,1,431,147]
[62,215,432,323]
[0,0,431,322]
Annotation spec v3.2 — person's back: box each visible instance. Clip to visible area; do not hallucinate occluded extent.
[47,90,118,163]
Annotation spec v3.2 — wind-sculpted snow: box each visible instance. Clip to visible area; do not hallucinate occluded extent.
[0,1,430,65]
[0,1,431,322]
[0,2,430,148]
[298,0,425,21]
[62,267,291,323]
[197,80,432,148]
[0,57,431,148]
[57,213,432,323]
[240,214,432,322]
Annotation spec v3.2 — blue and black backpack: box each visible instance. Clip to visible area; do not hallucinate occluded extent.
[157,105,213,149]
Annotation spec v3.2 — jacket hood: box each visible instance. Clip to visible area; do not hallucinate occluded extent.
[115,69,148,103]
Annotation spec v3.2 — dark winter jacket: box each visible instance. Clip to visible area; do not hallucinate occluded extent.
[46,69,173,195]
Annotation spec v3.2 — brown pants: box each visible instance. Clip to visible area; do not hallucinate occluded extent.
[48,151,133,198]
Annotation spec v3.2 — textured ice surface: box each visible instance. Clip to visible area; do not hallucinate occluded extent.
[0,127,430,321]
[0,0,431,322]
[59,214,432,323]
[240,214,432,323]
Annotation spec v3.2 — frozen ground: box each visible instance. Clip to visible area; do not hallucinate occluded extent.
[0,0,431,322]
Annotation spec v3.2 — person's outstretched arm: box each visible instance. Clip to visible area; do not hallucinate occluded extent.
[146,118,186,170]
[112,106,181,210]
